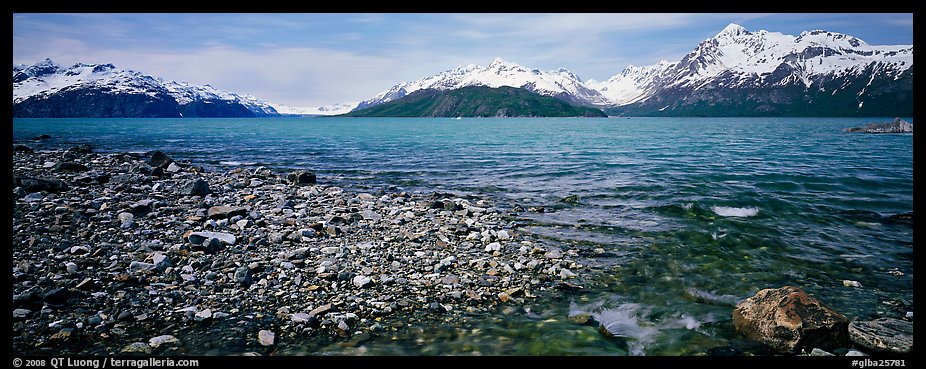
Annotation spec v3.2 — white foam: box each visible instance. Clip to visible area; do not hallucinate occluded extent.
[711,206,759,217]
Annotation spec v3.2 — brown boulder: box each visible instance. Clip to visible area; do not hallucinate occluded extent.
[732,286,849,353]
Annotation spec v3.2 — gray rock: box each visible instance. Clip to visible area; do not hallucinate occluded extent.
[337,320,350,331]
[485,242,501,253]
[149,335,179,348]
[129,200,155,217]
[257,330,275,346]
[845,349,868,356]
[732,286,849,354]
[194,309,213,321]
[178,178,210,197]
[321,246,340,255]
[122,342,153,354]
[188,231,236,245]
[544,249,563,259]
[65,262,78,274]
[208,205,247,219]
[14,177,69,193]
[848,318,913,354]
[13,309,31,319]
[353,275,373,288]
[235,266,253,286]
[291,313,313,324]
[118,212,135,223]
[165,162,182,173]
[129,261,156,273]
[361,210,382,221]
[810,348,834,356]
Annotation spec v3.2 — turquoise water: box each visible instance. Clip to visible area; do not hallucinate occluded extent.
[13,117,913,355]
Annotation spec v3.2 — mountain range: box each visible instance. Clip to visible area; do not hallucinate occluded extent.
[12,23,913,118]
[353,23,912,116]
[342,86,607,118]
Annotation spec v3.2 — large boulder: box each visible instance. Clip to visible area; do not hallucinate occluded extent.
[732,286,849,354]
[848,318,913,354]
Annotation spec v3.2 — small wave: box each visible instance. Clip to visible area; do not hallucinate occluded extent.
[219,161,258,166]
[711,206,759,217]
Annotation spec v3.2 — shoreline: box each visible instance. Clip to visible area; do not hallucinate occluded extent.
[12,145,589,355]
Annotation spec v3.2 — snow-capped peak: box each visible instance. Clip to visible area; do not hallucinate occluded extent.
[13,58,278,116]
[718,23,748,37]
[354,58,610,110]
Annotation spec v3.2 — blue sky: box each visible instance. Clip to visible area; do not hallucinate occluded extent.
[13,13,913,107]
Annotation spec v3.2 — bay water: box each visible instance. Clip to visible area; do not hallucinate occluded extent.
[12,117,913,355]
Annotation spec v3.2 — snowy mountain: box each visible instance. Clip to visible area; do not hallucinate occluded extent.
[271,101,359,116]
[354,58,611,110]
[13,58,279,118]
[596,23,912,116]
[353,24,912,116]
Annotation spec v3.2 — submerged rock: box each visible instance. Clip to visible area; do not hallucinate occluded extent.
[732,286,849,353]
[848,318,913,354]
[845,118,913,133]
[257,330,275,346]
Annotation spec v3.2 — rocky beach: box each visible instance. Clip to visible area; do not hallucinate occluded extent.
[12,145,592,355]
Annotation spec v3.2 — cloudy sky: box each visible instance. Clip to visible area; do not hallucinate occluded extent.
[13,13,913,107]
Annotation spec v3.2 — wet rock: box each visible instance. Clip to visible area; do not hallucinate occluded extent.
[149,335,179,348]
[560,194,580,204]
[178,178,211,196]
[147,151,173,168]
[848,318,913,354]
[257,330,275,346]
[14,177,69,193]
[13,145,34,153]
[287,170,316,185]
[65,144,93,155]
[32,134,51,140]
[732,286,849,353]
[842,280,862,288]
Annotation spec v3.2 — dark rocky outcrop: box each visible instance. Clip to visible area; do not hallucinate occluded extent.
[732,286,849,353]
[287,170,317,185]
[844,118,913,133]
